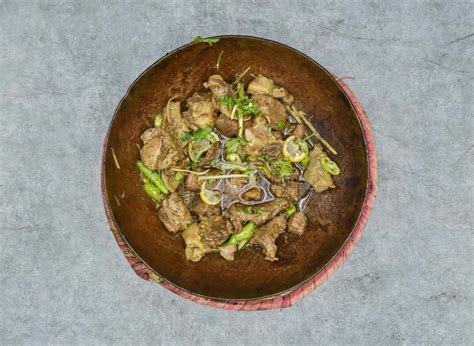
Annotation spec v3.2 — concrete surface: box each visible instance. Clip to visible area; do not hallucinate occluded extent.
[1,1,472,344]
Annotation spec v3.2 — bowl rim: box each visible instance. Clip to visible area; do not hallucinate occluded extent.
[101,34,378,303]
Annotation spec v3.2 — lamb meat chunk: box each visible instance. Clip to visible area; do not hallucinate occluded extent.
[250,214,287,261]
[183,92,216,129]
[204,74,232,98]
[270,181,311,202]
[287,212,307,235]
[219,244,237,261]
[203,75,233,117]
[199,215,234,248]
[140,127,160,144]
[215,116,239,137]
[303,144,335,192]
[259,142,283,159]
[182,223,211,262]
[225,198,289,229]
[241,187,263,201]
[244,116,278,153]
[215,116,252,138]
[247,74,275,95]
[252,94,287,126]
[293,124,305,139]
[247,74,294,105]
[161,169,181,193]
[271,87,294,105]
[140,128,184,170]
[198,141,219,166]
[187,193,221,219]
[157,193,193,233]
[185,173,201,192]
[163,101,189,139]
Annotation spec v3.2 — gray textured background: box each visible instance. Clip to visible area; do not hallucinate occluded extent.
[1,1,473,344]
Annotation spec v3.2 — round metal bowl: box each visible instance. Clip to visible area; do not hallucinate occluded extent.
[102,35,377,304]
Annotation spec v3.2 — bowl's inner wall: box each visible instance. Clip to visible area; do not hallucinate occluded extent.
[104,37,368,300]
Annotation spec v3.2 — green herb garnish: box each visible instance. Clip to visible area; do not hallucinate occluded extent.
[285,205,297,218]
[276,120,286,130]
[272,159,293,176]
[218,82,260,119]
[180,127,213,142]
[193,127,213,140]
[224,136,249,154]
[215,50,223,69]
[180,132,192,142]
[193,36,220,46]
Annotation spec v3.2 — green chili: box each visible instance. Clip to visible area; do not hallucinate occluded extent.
[285,204,297,218]
[143,183,166,202]
[136,160,169,194]
[154,114,163,128]
[300,155,310,168]
[174,171,185,182]
[320,157,340,176]
[221,222,255,247]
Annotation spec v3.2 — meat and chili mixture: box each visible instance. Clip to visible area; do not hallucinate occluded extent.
[135,72,341,262]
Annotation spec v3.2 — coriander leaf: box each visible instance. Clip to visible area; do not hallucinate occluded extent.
[224,136,248,154]
[193,36,220,46]
[192,127,213,140]
[276,120,286,130]
[272,159,293,176]
[218,85,260,118]
[218,95,235,110]
[180,132,192,142]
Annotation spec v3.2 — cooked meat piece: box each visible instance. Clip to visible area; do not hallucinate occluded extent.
[252,95,287,126]
[228,176,248,189]
[185,174,200,192]
[259,142,283,159]
[244,116,277,153]
[163,101,189,139]
[287,212,307,235]
[215,116,239,137]
[161,169,181,193]
[293,124,305,139]
[271,87,294,105]
[203,75,233,117]
[187,193,221,218]
[182,223,211,262]
[225,198,289,229]
[247,74,294,105]
[204,74,232,98]
[215,116,252,138]
[199,215,234,248]
[183,92,216,129]
[250,214,287,261]
[247,74,274,95]
[303,144,335,192]
[198,141,219,166]
[241,187,263,201]
[140,127,160,144]
[219,244,237,261]
[271,129,283,140]
[140,128,184,170]
[270,181,310,202]
[157,193,193,233]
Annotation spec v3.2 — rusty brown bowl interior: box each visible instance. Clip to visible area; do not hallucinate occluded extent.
[102,35,369,300]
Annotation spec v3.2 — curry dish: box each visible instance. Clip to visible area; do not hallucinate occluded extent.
[136,72,341,262]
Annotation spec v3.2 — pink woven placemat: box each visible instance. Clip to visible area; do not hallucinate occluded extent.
[101,75,378,311]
